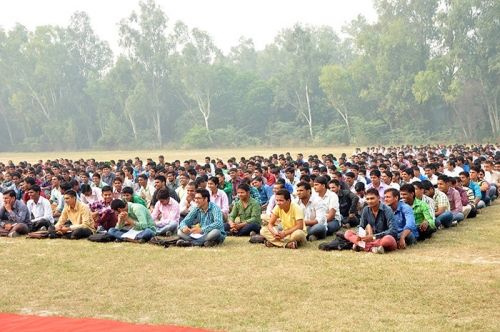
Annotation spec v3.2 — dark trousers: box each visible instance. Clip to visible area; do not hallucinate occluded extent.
[327,220,341,236]
[417,226,435,241]
[467,206,478,218]
[341,215,360,227]
[31,219,53,231]
[224,223,261,236]
[61,228,93,240]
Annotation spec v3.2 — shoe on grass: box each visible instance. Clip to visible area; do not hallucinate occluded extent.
[249,234,265,244]
[176,239,193,247]
[371,246,385,254]
[204,240,218,247]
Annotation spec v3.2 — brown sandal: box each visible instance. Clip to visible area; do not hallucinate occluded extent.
[264,240,275,248]
[285,241,298,249]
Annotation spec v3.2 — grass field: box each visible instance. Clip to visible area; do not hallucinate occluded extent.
[0,203,499,331]
[0,146,355,164]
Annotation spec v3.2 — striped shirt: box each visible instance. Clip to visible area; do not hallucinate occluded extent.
[180,202,226,240]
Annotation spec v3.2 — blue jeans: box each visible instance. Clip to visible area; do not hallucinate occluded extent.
[435,211,454,228]
[398,232,417,246]
[489,185,497,200]
[108,228,155,241]
[307,224,327,240]
[156,222,178,235]
[177,229,225,246]
[326,220,341,236]
[452,212,464,222]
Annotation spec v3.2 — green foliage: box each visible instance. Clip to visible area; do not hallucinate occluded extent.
[0,0,497,152]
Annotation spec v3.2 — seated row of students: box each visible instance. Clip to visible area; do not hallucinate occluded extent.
[0,148,497,251]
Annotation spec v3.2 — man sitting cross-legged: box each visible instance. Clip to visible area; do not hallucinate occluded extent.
[89,186,117,231]
[55,190,95,239]
[0,189,31,237]
[343,188,398,254]
[329,179,360,228]
[226,183,261,236]
[108,199,156,243]
[26,185,54,231]
[151,188,180,236]
[260,189,307,249]
[296,181,327,242]
[384,188,418,249]
[176,189,226,247]
[400,184,436,241]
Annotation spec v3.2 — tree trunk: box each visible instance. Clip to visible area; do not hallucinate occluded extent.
[127,113,138,141]
[0,109,15,146]
[155,109,162,147]
[305,84,313,139]
[196,94,213,143]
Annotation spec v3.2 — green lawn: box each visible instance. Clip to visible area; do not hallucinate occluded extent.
[1,203,499,331]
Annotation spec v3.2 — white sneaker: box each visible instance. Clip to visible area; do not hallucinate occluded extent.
[371,246,385,254]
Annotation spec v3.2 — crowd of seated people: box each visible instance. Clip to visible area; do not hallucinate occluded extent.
[0,144,498,253]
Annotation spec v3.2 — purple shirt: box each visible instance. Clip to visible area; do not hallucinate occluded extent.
[446,187,463,214]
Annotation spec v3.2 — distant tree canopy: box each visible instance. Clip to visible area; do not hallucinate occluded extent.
[0,0,498,151]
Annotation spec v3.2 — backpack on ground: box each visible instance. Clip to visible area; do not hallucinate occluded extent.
[88,233,113,243]
[318,232,352,251]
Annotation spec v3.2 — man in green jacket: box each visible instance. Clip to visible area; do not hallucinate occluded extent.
[225,183,261,236]
[400,184,436,241]
[108,199,156,242]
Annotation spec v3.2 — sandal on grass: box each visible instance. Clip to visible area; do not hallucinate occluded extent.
[264,240,275,248]
[285,241,298,249]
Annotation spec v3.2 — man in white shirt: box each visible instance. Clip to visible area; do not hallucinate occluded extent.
[27,185,54,231]
[313,176,341,236]
[296,181,327,242]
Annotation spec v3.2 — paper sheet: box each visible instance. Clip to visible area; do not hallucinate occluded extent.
[121,229,141,240]
[190,233,203,239]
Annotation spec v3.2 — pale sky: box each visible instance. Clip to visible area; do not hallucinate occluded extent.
[0,0,376,54]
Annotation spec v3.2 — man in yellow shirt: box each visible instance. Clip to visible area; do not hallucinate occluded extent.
[260,189,306,249]
[55,190,95,239]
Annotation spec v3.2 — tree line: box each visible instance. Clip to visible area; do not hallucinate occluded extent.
[0,0,497,151]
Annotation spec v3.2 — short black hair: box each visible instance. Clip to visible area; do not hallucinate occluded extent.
[24,177,36,186]
[195,188,210,202]
[122,187,134,195]
[101,185,112,193]
[157,188,170,200]
[400,184,415,194]
[296,181,311,191]
[81,184,92,194]
[111,199,126,210]
[385,188,400,199]
[3,189,16,197]
[237,183,251,192]
[275,189,291,201]
[64,190,77,198]
[155,175,166,183]
[208,176,219,186]
[29,184,41,193]
[365,188,379,197]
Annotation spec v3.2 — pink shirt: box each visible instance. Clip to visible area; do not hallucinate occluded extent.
[210,189,229,215]
[151,198,180,228]
[81,187,102,205]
